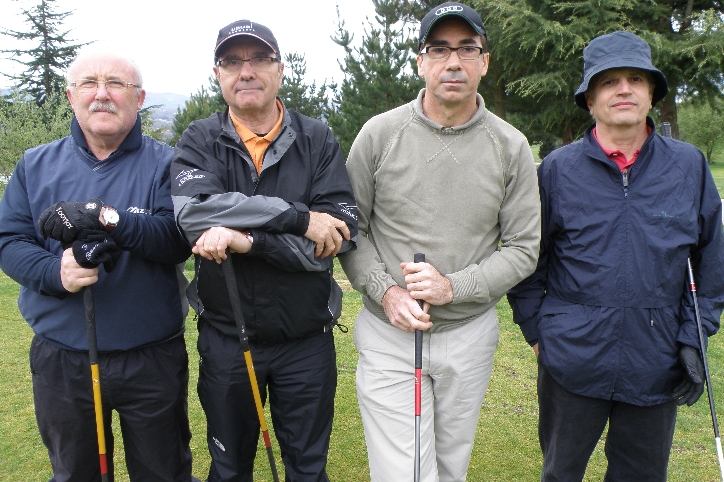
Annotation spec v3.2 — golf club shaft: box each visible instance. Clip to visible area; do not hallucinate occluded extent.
[222,254,280,482]
[687,258,724,481]
[413,253,425,482]
[84,286,109,482]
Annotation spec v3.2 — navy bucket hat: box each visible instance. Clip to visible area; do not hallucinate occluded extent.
[574,31,668,110]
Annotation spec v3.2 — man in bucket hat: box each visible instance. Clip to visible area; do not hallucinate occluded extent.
[340,2,540,481]
[171,18,357,482]
[508,30,724,480]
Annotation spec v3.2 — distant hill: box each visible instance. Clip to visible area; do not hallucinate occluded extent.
[144,92,190,140]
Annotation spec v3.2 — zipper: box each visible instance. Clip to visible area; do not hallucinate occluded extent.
[622,169,629,198]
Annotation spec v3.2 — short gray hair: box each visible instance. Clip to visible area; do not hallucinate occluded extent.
[66,49,144,97]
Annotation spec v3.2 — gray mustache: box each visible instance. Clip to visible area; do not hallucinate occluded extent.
[89,101,118,113]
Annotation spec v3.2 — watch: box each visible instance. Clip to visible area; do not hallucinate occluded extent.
[101,206,119,232]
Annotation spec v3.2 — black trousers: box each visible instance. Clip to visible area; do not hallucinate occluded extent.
[30,334,193,482]
[198,322,337,482]
[538,362,678,482]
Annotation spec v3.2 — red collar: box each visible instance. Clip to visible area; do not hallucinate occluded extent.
[592,126,652,171]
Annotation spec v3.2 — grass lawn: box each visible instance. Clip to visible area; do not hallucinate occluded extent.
[2,263,724,481]
[709,159,724,199]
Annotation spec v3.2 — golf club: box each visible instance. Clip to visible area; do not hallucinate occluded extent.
[84,286,109,482]
[661,120,724,478]
[221,253,280,482]
[413,252,425,482]
[687,258,724,481]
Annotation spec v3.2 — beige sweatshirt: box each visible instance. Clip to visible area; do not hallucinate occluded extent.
[339,89,541,328]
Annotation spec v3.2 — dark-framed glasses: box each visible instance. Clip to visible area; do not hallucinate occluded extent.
[216,57,280,73]
[421,46,484,61]
[71,79,140,93]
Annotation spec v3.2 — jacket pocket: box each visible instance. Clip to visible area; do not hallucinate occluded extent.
[537,297,617,396]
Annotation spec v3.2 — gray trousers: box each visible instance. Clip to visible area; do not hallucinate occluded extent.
[354,308,499,482]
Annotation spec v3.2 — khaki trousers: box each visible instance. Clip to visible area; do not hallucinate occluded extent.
[354,307,499,482]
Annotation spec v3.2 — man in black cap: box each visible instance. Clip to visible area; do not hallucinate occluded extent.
[171,19,357,482]
[340,2,540,481]
[508,30,724,480]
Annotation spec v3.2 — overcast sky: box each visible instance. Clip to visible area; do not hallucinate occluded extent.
[0,0,382,96]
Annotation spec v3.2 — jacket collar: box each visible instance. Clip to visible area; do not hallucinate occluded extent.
[583,116,656,165]
[71,113,143,159]
[220,97,291,144]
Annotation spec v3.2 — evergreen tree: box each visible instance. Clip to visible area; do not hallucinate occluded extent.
[474,0,724,142]
[169,77,226,146]
[1,0,86,105]
[140,105,168,142]
[328,0,424,157]
[0,90,73,195]
[278,52,334,121]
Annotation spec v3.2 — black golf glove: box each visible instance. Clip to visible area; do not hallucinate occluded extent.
[72,230,122,273]
[672,345,705,406]
[38,199,105,247]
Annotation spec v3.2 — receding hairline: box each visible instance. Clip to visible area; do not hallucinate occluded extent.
[66,50,143,89]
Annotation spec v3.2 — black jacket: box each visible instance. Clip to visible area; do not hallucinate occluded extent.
[171,103,357,345]
[508,120,724,405]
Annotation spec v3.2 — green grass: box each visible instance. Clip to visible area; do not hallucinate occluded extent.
[2,266,724,481]
[709,159,724,199]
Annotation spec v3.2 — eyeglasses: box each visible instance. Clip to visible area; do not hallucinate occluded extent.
[71,79,140,93]
[420,46,485,61]
[216,57,280,73]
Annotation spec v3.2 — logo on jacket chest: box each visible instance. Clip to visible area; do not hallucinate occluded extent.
[653,211,679,220]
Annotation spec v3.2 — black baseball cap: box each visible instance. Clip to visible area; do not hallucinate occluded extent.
[419,2,486,50]
[214,20,280,60]
[574,31,668,110]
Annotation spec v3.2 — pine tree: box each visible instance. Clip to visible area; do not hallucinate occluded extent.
[328,0,424,157]
[0,90,73,194]
[473,0,724,142]
[278,52,334,121]
[170,77,226,146]
[1,0,86,105]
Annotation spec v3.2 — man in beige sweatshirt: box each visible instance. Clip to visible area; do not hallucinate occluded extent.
[339,3,541,481]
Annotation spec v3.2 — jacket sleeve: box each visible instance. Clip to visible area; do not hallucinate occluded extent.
[337,124,398,304]
[678,151,724,348]
[245,125,357,271]
[445,138,541,305]
[0,158,66,296]
[110,158,190,265]
[172,119,356,271]
[171,121,309,243]
[507,159,554,346]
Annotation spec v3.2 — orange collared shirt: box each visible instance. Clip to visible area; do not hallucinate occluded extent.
[230,99,284,175]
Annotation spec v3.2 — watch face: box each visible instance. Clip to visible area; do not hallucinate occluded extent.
[104,209,120,225]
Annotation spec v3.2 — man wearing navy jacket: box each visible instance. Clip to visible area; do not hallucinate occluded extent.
[508,31,724,481]
[0,50,195,481]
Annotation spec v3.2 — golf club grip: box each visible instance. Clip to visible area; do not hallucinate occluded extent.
[221,254,251,351]
[413,253,425,366]
[84,287,99,364]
